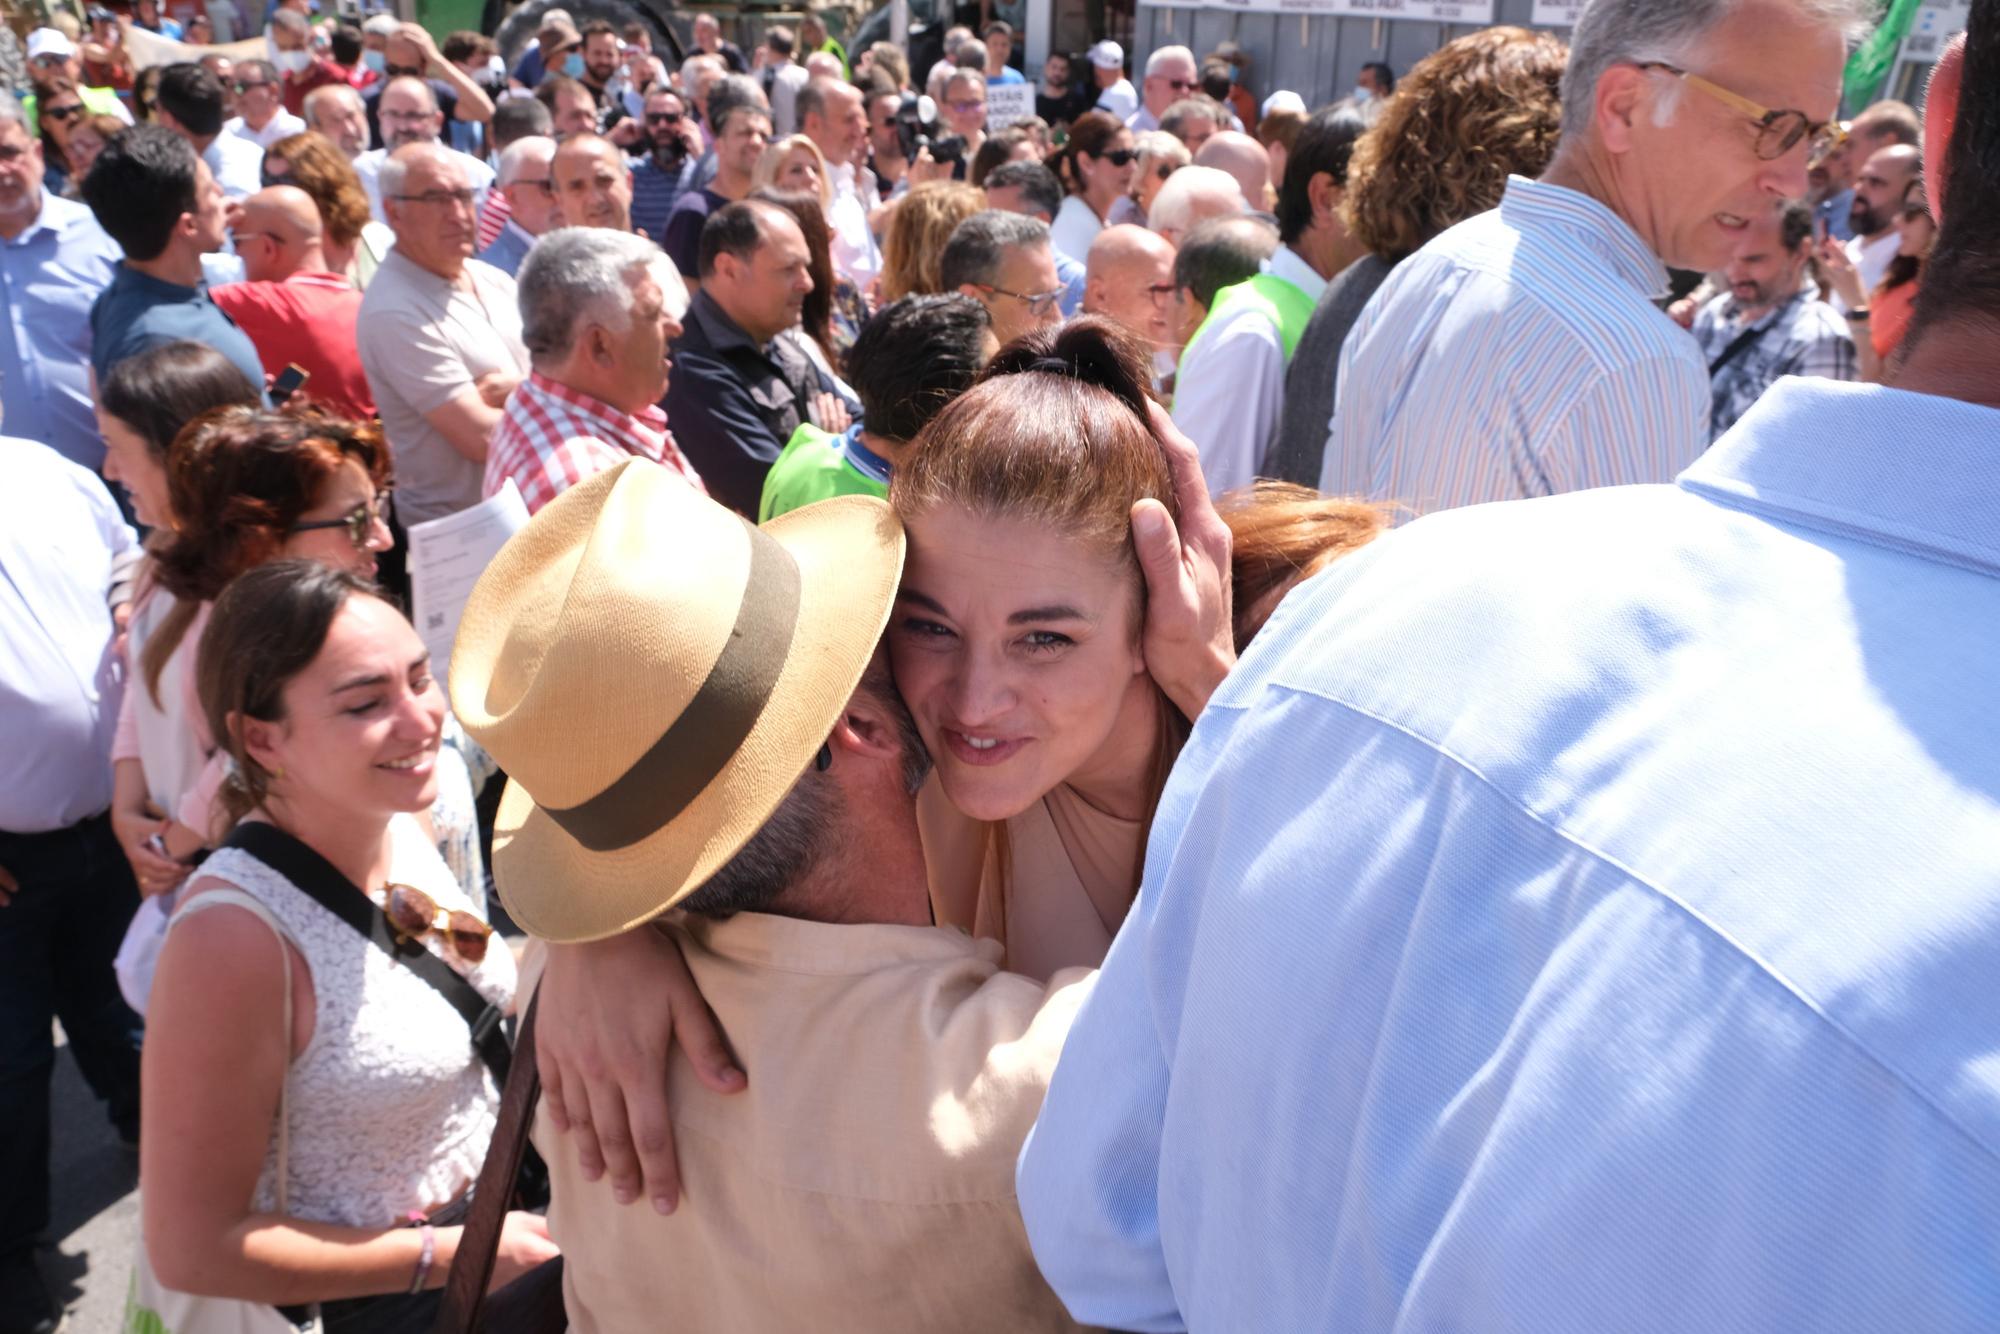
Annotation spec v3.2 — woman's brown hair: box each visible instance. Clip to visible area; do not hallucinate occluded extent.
[879,181,985,302]
[1219,482,1391,651]
[1053,110,1123,196]
[197,560,395,827]
[142,408,391,708]
[1343,26,1567,262]
[264,130,372,250]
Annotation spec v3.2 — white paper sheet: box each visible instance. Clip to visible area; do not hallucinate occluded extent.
[407,480,530,689]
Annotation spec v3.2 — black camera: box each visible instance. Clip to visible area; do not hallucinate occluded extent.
[893,92,964,166]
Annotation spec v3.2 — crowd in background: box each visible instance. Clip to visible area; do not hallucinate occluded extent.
[1,0,1996,1330]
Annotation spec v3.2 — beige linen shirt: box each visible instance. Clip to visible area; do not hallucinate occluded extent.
[527,912,1097,1333]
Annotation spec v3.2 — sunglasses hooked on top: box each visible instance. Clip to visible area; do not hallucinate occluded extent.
[380,881,493,964]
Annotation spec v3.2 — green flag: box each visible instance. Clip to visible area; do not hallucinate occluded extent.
[1844,0,1926,108]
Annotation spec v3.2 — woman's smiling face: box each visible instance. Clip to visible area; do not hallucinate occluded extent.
[890,505,1148,823]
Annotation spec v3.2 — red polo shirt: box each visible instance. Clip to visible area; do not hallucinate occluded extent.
[211,271,375,420]
[281,58,349,117]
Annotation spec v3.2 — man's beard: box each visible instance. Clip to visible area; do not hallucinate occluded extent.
[1849,197,1885,236]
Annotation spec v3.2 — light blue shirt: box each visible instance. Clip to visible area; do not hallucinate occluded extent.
[1053,245,1084,318]
[0,193,122,470]
[0,436,137,833]
[1321,175,1709,513]
[476,218,535,279]
[1019,377,2000,1332]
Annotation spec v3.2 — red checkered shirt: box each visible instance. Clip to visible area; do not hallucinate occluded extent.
[484,370,706,514]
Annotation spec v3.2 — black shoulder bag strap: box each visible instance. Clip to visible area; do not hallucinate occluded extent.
[1708,318,1773,376]
[221,821,512,1087]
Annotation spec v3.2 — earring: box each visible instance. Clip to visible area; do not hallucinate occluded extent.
[814,743,832,773]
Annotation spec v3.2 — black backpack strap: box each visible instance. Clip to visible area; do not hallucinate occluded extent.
[221,821,511,1086]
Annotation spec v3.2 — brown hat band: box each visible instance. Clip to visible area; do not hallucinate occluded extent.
[542,519,803,852]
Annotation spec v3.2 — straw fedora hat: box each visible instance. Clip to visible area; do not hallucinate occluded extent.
[450,459,905,943]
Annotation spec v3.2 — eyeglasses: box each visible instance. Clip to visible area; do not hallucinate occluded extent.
[30,54,69,68]
[1146,282,1176,307]
[381,109,437,124]
[289,490,391,548]
[1095,147,1136,167]
[380,881,492,963]
[1636,62,1845,163]
[391,187,476,208]
[981,283,1066,317]
[512,176,554,194]
[947,99,986,114]
[42,103,84,123]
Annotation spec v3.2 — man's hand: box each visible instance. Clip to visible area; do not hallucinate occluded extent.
[0,863,16,909]
[396,21,441,70]
[907,146,953,187]
[1133,402,1234,721]
[536,926,745,1215]
[473,370,520,410]
[809,390,852,434]
[608,116,645,149]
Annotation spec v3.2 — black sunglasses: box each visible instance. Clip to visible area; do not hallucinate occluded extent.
[646,111,682,124]
[1095,147,1136,166]
[43,103,85,123]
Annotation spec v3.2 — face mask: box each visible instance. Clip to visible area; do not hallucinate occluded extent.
[363,49,386,74]
[563,52,585,78]
[1352,86,1373,104]
[274,49,311,74]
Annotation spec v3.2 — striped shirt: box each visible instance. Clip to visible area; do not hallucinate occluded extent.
[1319,176,1708,514]
[485,370,704,515]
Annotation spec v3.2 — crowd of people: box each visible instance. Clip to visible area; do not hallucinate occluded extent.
[2,0,1998,1329]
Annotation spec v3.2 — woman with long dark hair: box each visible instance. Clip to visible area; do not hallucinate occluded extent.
[1048,111,1135,262]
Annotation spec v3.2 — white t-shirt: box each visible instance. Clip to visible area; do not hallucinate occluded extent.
[225,108,307,151]
[1094,77,1138,122]
[1051,195,1104,271]
[1837,228,1903,313]
[356,249,528,526]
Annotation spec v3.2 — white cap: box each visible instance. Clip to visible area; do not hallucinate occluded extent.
[1087,39,1124,70]
[1261,89,1306,118]
[27,28,76,61]
[362,13,399,35]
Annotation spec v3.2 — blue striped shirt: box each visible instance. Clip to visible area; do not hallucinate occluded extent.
[1319,175,1708,513]
[1019,377,2000,1332]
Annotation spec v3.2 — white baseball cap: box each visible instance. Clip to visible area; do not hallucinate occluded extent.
[1087,40,1124,70]
[27,28,77,62]
[1261,89,1307,117]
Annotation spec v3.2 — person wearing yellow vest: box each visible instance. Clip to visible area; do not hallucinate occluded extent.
[760,293,995,520]
[1171,105,1367,496]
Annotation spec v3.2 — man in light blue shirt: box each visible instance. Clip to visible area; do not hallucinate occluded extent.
[0,92,121,471]
[1320,0,1853,513]
[1018,20,2000,1332]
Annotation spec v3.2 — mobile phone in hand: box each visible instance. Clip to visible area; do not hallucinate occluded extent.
[271,362,310,406]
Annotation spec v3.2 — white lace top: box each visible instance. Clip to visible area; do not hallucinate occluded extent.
[181,813,517,1228]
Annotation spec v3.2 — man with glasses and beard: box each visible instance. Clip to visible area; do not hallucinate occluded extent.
[1692,198,1854,439]
[631,85,701,242]
[352,76,495,222]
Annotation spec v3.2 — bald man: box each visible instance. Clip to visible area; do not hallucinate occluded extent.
[1839,143,1922,307]
[554,132,636,233]
[210,186,376,418]
[1193,131,1271,212]
[352,76,496,222]
[1084,225,1179,380]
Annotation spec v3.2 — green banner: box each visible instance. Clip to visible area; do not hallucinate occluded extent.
[1843,0,1925,107]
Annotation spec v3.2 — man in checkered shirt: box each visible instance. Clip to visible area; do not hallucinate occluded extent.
[484,227,705,513]
[1691,200,1857,442]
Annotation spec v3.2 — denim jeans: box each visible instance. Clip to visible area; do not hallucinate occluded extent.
[0,813,144,1258]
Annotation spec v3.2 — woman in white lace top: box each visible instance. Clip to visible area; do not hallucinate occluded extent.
[135,562,559,1333]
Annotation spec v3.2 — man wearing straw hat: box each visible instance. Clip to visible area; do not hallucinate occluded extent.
[450,460,1091,1332]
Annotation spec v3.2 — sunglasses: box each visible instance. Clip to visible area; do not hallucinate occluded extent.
[289,490,390,548]
[381,881,492,963]
[1095,147,1136,167]
[646,111,682,125]
[43,103,85,123]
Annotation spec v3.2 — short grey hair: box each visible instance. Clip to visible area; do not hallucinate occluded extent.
[377,142,461,205]
[1160,96,1221,139]
[271,8,309,37]
[707,73,770,136]
[517,227,664,364]
[1147,164,1246,238]
[496,134,556,186]
[939,210,1051,290]
[1145,44,1195,77]
[1561,0,1875,138]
